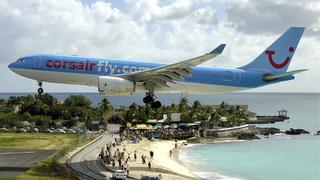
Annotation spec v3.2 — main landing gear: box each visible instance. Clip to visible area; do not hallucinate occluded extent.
[143,81,162,109]
[143,93,162,109]
[37,81,44,95]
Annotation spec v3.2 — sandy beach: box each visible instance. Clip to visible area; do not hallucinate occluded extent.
[102,138,197,179]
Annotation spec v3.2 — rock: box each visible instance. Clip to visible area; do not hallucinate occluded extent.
[254,127,281,136]
[315,130,320,135]
[233,132,260,140]
[285,128,310,135]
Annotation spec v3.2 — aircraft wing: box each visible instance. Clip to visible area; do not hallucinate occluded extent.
[118,44,226,87]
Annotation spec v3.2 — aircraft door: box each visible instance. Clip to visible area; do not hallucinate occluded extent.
[33,57,42,69]
[234,72,241,82]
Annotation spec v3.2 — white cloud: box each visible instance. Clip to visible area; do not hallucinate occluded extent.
[226,0,320,37]
[0,0,319,93]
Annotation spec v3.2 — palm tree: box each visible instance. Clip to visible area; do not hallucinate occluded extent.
[99,98,114,122]
[179,97,190,112]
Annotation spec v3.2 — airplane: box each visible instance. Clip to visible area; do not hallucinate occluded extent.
[8,27,307,108]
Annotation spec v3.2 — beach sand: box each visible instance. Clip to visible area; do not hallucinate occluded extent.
[103,138,197,179]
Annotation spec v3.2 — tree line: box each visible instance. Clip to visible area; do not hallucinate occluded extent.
[0,93,113,129]
[0,94,248,130]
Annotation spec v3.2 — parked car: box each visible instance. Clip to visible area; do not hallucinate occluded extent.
[33,128,39,133]
[169,124,178,129]
[163,125,170,129]
[0,127,9,132]
[55,129,66,134]
[66,129,77,134]
[18,128,27,133]
[73,127,83,133]
[46,129,54,133]
[112,169,126,179]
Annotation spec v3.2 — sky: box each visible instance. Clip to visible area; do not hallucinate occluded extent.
[0,0,319,93]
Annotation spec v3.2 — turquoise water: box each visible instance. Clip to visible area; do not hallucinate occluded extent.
[180,135,320,180]
[178,93,320,180]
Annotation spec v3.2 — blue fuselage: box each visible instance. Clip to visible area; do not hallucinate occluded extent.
[8,54,293,93]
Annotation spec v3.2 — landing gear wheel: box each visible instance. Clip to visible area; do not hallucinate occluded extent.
[37,81,43,95]
[151,101,161,109]
[38,88,43,95]
[143,95,154,104]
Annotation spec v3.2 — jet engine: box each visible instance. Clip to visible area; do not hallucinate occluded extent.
[98,76,135,96]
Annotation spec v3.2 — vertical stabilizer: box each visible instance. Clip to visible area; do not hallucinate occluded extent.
[240,27,304,73]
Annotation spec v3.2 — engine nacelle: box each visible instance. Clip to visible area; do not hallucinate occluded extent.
[98,76,135,96]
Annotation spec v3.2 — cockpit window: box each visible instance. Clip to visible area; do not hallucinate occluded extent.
[16,58,25,63]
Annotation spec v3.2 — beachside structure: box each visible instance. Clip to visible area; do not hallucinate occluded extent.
[89,120,106,131]
[278,109,288,117]
[247,109,289,124]
[247,111,257,121]
[171,113,181,122]
[205,124,250,137]
[147,115,168,124]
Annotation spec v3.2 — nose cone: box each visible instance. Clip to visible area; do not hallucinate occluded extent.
[8,62,14,71]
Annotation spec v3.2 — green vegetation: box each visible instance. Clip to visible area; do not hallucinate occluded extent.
[0,93,248,130]
[0,132,77,149]
[0,94,113,130]
[118,98,248,128]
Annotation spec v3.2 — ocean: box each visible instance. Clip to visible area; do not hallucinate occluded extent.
[0,92,319,179]
[178,93,320,180]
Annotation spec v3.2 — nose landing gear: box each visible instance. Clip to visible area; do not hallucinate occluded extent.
[37,81,44,95]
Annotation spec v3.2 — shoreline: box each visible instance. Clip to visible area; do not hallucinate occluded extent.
[149,140,197,179]
[171,138,246,180]
[120,137,245,179]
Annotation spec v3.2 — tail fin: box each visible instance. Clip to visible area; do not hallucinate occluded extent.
[240,27,304,73]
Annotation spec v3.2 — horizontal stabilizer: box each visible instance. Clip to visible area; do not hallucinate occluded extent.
[263,69,308,82]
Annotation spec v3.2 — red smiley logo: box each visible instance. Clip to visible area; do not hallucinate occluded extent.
[265,47,294,69]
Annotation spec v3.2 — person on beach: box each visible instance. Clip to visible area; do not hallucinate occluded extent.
[148,161,151,171]
[126,164,130,175]
[169,149,172,157]
[123,162,127,172]
[127,152,131,160]
[118,158,122,167]
[150,150,154,159]
[141,155,144,164]
[134,152,137,161]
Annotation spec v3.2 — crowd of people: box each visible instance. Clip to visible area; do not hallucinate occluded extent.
[98,132,156,177]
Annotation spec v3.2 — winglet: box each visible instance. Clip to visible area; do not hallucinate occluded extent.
[209,44,226,54]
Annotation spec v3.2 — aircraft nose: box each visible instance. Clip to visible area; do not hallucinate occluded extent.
[8,62,15,71]
[8,63,13,70]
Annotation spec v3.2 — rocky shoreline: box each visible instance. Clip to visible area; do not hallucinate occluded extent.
[189,127,318,143]
[285,128,310,135]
